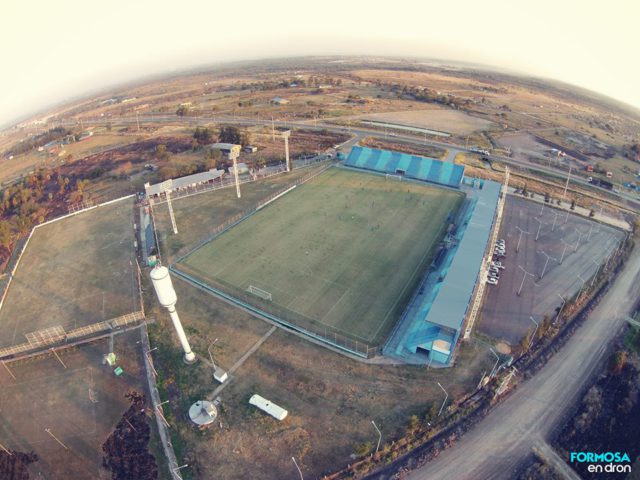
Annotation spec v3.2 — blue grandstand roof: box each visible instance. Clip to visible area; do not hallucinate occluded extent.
[344,146,464,188]
[419,180,501,332]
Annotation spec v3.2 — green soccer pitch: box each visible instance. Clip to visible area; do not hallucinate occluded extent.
[176,167,464,346]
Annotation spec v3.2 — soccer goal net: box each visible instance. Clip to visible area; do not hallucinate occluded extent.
[385,173,402,181]
[247,285,273,301]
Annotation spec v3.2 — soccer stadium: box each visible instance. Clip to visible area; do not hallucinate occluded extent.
[172,147,502,365]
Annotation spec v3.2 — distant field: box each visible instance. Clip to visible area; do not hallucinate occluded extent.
[177,167,463,346]
[0,199,137,348]
[0,134,143,184]
[358,109,494,135]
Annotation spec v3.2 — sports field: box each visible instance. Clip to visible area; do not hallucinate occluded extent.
[0,199,138,349]
[177,167,464,346]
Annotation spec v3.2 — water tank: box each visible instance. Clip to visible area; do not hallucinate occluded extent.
[150,265,177,307]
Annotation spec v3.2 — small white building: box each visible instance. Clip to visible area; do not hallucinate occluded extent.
[243,145,258,153]
[249,394,288,421]
[208,143,242,158]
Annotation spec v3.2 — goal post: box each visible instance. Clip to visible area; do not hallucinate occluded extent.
[247,285,273,301]
[385,173,402,181]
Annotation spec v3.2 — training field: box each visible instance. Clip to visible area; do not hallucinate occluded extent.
[177,167,464,346]
[0,199,138,349]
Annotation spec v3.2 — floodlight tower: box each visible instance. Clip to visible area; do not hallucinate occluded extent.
[227,144,242,199]
[282,130,292,172]
[150,265,196,364]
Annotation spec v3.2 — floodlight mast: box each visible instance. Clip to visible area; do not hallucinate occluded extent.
[229,147,242,199]
[282,130,291,172]
[150,265,196,364]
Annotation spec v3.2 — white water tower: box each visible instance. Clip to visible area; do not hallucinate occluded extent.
[150,265,196,364]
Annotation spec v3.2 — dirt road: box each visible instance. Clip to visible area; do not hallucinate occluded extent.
[406,245,640,480]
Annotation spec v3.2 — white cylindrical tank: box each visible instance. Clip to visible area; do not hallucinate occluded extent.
[150,265,177,308]
[150,265,196,364]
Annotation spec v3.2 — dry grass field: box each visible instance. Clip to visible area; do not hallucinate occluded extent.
[0,198,138,349]
[147,275,496,480]
[0,330,148,479]
[358,108,495,135]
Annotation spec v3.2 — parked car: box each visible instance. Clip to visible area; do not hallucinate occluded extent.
[491,261,505,269]
[487,277,499,285]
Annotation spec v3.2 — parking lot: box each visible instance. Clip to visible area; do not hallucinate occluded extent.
[478,195,625,345]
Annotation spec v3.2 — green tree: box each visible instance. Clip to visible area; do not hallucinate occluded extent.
[218,126,241,145]
[15,215,32,236]
[0,221,12,250]
[156,144,169,161]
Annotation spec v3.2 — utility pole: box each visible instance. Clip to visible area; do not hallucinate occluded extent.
[271,117,275,141]
[562,164,572,199]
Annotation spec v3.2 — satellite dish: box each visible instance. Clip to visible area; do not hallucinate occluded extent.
[189,400,218,427]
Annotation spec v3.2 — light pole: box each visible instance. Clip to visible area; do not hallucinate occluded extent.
[554,294,566,325]
[551,212,559,232]
[540,198,545,215]
[371,420,382,453]
[534,218,543,241]
[573,228,583,252]
[587,222,595,242]
[577,274,588,298]
[564,208,570,224]
[529,316,539,349]
[559,238,572,264]
[172,464,189,477]
[516,226,529,253]
[516,265,535,296]
[437,382,448,416]
[292,457,304,480]
[489,348,500,378]
[539,250,557,279]
[590,259,601,286]
[207,338,219,368]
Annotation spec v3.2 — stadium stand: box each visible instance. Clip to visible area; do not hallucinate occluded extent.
[344,146,464,188]
[384,179,501,365]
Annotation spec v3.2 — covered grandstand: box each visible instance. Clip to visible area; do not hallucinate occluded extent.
[384,178,502,365]
[344,146,464,188]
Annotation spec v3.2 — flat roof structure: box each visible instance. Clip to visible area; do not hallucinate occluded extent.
[385,178,502,365]
[144,169,224,196]
[344,146,465,188]
[420,180,501,331]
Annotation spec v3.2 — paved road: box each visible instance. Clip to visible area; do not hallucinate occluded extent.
[406,245,640,480]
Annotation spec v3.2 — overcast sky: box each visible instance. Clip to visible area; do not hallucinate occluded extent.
[2,0,639,125]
